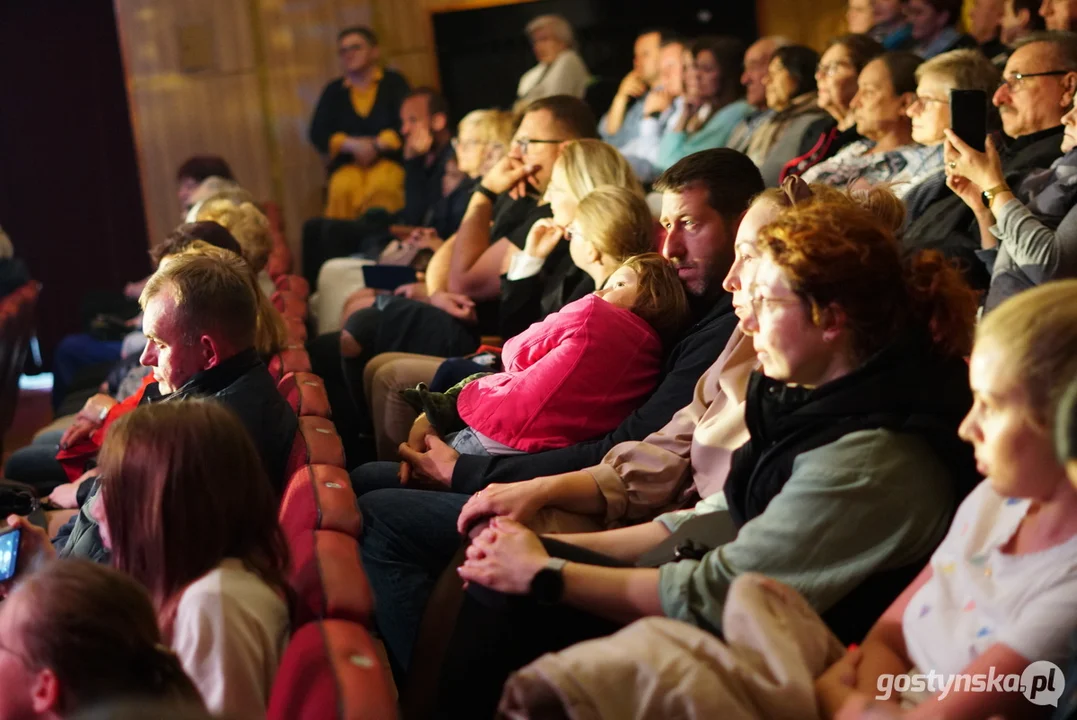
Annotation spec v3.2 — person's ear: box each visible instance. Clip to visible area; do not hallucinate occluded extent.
[432,113,448,133]
[31,668,61,714]
[816,302,848,338]
[1061,72,1077,109]
[200,334,222,370]
[1015,7,1030,28]
[898,91,917,113]
[587,241,601,265]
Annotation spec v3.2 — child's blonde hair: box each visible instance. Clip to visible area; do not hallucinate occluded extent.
[978,280,1077,427]
[553,140,644,203]
[193,199,272,273]
[618,253,691,347]
[574,185,654,262]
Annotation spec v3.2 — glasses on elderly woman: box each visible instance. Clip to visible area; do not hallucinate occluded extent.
[998,70,1069,92]
[748,289,803,318]
[817,60,854,78]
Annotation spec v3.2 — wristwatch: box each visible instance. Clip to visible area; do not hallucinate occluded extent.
[473,183,498,204]
[529,557,567,604]
[982,183,1011,208]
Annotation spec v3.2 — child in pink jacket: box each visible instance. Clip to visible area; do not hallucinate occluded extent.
[407,253,690,455]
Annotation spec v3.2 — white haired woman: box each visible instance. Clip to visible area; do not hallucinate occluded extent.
[514,14,591,111]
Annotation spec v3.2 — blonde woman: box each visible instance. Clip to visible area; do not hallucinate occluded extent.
[192,198,275,297]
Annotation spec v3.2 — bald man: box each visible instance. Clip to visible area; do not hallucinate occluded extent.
[726,36,789,152]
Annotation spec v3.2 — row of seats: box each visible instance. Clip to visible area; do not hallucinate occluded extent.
[255,219,397,718]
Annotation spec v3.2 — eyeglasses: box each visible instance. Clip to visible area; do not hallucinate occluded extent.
[911,95,949,108]
[998,70,1070,92]
[817,60,853,78]
[511,137,563,154]
[451,138,484,151]
[749,293,802,317]
[338,44,365,55]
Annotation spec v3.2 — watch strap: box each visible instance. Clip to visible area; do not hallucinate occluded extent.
[982,183,1010,207]
[473,184,498,204]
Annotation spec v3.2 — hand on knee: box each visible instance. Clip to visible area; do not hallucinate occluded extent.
[341,330,362,359]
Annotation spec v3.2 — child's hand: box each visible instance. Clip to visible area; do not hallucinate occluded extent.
[399,414,436,485]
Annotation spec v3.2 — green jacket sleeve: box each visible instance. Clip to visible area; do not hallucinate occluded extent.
[657,429,956,634]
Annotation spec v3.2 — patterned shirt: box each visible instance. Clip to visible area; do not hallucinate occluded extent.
[801,140,944,199]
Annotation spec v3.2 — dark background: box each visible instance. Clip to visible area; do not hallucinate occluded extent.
[432,0,758,120]
[0,0,150,369]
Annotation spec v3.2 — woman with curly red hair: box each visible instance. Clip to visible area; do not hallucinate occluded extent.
[427,195,982,718]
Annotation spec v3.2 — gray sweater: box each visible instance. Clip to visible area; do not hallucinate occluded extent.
[656,428,955,634]
[984,198,1077,312]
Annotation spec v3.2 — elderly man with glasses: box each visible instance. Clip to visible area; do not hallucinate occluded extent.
[902,31,1073,281]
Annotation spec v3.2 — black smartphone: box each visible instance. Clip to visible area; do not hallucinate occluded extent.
[949,89,987,152]
[0,527,21,583]
[361,265,418,292]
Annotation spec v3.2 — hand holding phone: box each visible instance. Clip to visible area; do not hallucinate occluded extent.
[949,89,987,153]
[0,527,21,583]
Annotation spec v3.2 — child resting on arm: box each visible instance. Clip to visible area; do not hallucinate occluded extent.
[404,253,690,456]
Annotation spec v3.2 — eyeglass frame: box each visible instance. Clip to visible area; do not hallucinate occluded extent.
[998,70,1071,92]
[816,60,855,78]
[511,137,563,154]
[909,94,950,109]
[337,43,366,55]
[747,284,805,318]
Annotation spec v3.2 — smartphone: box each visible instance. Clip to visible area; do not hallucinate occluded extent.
[949,89,987,152]
[361,265,418,292]
[0,528,20,583]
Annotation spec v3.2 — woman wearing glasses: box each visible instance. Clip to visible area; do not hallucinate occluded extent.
[944,60,1077,312]
[435,192,980,718]
[779,34,885,182]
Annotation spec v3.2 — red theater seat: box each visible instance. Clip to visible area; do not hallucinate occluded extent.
[267,621,397,720]
[268,346,312,383]
[271,290,308,321]
[279,464,361,539]
[283,315,308,344]
[288,529,374,628]
[278,372,331,418]
[285,416,346,477]
[275,274,310,300]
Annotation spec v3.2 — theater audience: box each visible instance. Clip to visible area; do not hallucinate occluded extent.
[437,196,978,718]
[309,26,410,220]
[727,36,790,153]
[600,29,664,141]
[747,45,829,185]
[848,0,915,49]
[902,32,1070,260]
[303,87,457,286]
[515,15,591,110]
[1042,0,1077,30]
[657,36,753,169]
[802,52,940,197]
[945,77,1077,310]
[497,279,1077,720]
[0,559,204,717]
[780,35,885,182]
[605,33,686,183]
[357,149,763,675]
[905,0,978,58]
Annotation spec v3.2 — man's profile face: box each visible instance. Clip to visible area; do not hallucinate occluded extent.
[634,32,662,85]
[660,184,735,300]
[139,286,208,395]
[338,32,375,74]
[993,41,1073,138]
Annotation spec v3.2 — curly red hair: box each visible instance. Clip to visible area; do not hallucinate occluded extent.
[757,200,977,361]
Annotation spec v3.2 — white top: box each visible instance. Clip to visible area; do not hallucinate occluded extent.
[172,559,290,718]
[903,481,1077,676]
[515,49,590,108]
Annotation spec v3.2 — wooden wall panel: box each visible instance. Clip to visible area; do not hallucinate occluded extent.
[756,0,847,50]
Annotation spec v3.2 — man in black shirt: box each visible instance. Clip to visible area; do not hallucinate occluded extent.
[357,149,765,677]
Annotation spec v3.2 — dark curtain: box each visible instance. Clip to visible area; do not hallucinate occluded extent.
[0,0,151,368]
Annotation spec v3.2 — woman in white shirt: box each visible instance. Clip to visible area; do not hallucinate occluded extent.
[90,400,291,719]
[515,14,590,111]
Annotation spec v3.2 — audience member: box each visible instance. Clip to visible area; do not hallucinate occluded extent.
[604,32,686,183]
[1042,0,1077,30]
[747,45,830,185]
[175,155,234,218]
[905,0,978,58]
[192,197,276,297]
[1001,0,1047,47]
[1053,373,1077,720]
[780,34,885,181]
[727,36,790,153]
[945,71,1077,310]
[970,0,1010,59]
[182,177,252,223]
[902,31,1070,263]
[303,87,456,286]
[357,149,763,675]
[515,15,591,110]
[600,29,664,141]
[437,196,978,718]
[849,0,915,49]
[0,559,204,718]
[309,26,410,220]
[800,52,932,195]
[413,252,689,459]
[658,36,753,170]
[498,278,1077,720]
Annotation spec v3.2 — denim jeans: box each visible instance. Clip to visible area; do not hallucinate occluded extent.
[358,487,469,677]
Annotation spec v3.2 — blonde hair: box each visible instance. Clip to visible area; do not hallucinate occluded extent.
[619,253,691,347]
[141,249,258,351]
[193,199,272,273]
[915,48,1001,92]
[457,109,515,176]
[977,280,1077,426]
[574,185,654,261]
[553,139,644,205]
[752,182,907,234]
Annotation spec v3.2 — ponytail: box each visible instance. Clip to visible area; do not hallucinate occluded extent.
[903,250,978,359]
[255,289,287,356]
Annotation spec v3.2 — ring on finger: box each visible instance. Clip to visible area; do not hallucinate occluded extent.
[948,160,957,169]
